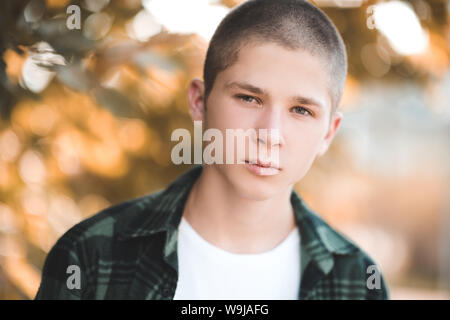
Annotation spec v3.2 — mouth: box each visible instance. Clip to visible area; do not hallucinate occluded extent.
[244,159,281,176]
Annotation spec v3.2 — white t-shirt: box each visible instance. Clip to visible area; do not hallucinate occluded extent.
[173,216,301,300]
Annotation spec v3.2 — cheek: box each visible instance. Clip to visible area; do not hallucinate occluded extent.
[284,122,327,167]
[205,95,253,130]
[283,138,320,184]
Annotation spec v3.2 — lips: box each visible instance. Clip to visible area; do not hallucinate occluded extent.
[245,159,280,170]
[244,159,281,176]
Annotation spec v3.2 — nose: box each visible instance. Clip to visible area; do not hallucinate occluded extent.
[254,106,285,148]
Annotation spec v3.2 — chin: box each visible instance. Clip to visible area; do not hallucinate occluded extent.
[218,164,285,201]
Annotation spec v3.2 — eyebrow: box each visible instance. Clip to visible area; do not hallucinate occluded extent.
[224,81,325,111]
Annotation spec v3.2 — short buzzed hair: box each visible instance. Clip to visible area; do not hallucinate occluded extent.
[203,0,347,113]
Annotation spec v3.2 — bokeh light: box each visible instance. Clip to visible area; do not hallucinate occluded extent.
[142,0,229,40]
[372,1,429,55]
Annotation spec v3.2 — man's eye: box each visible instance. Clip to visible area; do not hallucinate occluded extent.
[292,106,312,116]
[236,95,258,104]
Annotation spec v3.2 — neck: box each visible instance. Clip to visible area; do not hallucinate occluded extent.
[182,165,297,254]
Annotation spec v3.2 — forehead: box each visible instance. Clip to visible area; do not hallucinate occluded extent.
[215,42,332,111]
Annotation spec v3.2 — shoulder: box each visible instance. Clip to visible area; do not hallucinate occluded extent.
[59,190,163,247]
[305,211,390,299]
[42,189,166,272]
[35,191,163,299]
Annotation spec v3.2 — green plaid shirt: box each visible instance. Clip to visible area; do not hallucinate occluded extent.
[35,165,389,300]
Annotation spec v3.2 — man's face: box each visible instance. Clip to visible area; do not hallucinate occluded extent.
[189,42,342,201]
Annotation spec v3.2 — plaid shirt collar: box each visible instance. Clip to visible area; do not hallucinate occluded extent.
[117,165,359,279]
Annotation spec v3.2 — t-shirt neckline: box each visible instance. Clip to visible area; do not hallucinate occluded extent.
[178,216,300,259]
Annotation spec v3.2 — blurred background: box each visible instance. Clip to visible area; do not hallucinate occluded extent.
[0,0,449,299]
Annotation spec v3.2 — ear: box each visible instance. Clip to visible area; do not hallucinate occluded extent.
[187,78,205,122]
[317,111,343,157]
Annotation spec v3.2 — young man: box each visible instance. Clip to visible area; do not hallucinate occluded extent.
[35,0,389,300]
